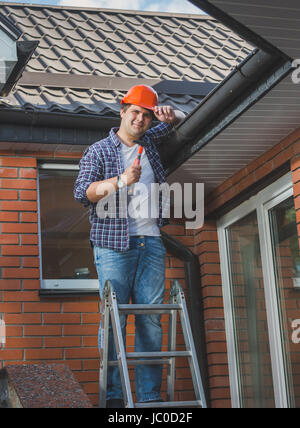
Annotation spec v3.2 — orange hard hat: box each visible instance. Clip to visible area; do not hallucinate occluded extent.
[121,85,158,111]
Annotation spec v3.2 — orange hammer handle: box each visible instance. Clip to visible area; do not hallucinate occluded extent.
[133,146,143,166]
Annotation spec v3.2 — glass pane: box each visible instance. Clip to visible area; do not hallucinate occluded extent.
[269,196,300,407]
[39,169,97,280]
[226,211,275,408]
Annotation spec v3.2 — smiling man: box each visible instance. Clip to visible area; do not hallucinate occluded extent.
[74,85,185,408]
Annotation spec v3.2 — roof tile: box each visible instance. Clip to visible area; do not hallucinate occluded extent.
[1,3,253,116]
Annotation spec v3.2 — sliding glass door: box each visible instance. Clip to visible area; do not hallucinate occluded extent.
[219,173,299,407]
[226,211,275,407]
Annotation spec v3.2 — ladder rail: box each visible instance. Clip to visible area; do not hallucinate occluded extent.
[174,280,207,409]
[99,296,109,408]
[108,284,134,408]
[166,307,177,402]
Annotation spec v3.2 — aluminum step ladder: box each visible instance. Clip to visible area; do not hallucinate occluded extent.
[99,279,207,408]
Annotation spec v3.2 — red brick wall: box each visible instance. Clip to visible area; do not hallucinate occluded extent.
[292,156,300,249]
[0,153,195,406]
[194,221,229,408]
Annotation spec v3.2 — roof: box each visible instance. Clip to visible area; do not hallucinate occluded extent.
[0,2,252,118]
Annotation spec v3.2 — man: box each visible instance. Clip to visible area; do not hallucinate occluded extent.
[74,85,185,408]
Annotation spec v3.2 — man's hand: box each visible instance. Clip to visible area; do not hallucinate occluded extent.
[121,164,141,186]
[153,105,185,125]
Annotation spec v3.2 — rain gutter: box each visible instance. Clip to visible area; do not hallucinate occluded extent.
[158,48,293,174]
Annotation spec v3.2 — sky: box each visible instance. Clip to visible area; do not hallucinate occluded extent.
[0,0,204,14]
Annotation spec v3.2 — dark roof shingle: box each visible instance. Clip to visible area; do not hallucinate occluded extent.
[0,3,253,116]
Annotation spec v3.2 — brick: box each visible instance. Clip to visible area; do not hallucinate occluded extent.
[25,349,63,360]
[3,291,39,302]
[1,179,36,189]
[82,313,100,324]
[0,190,18,200]
[0,279,21,290]
[23,302,60,313]
[20,190,37,201]
[0,157,36,168]
[203,297,224,309]
[0,350,23,360]
[43,313,81,324]
[24,325,62,336]
[22,258,39,268]
[5,313,41,324]
[200,264,221,275]
[2,268,40,279]
[0,212,18,222]
[19,168,37,179]
[1,201,37,211]
[292,140,300,156]
[63,325,98,336]
[0,257,20,267]
[65,347,98,359]
[2,246,39,256]
[204,308,225,320]
[294,181,300,197]
[6,325,23,336]
[291,156,300,171]
[1,223,38,234]
[63,302,99,313]
[0,302,22,313]
[23,280,40,290]
[82,337,97,347]
[165,268,185,278]
[161,224,185,235]
[44,337,81,348]
[21,235,38,245]
[5,337,43,348]
[20,212,38,223]
[0,168,18,178]
[0,234,19,244]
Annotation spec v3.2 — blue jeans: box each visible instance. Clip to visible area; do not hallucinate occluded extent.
[93,235,166,403]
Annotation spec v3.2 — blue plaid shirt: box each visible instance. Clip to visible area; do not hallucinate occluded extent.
[74,122,173,251]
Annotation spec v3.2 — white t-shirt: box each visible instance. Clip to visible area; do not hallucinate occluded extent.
[121,143,160,236]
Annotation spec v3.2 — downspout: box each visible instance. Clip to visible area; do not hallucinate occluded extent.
[161,230,210,408]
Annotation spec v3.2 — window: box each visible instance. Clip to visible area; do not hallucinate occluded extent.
[218,173,299,407]
[38,164,98,290]
[226,211,275,408]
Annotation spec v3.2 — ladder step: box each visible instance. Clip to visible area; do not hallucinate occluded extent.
[118,304,181,314]
[109,358,171,367]
[135,400,202,408]
[126,351,191,359]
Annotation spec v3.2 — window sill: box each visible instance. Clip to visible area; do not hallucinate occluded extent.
[39,289,99,298]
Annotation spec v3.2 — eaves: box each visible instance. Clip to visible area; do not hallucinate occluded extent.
[0,79,215,152]
[159,0,293,177]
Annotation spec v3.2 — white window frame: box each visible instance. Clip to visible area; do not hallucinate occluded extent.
[38,163,99,291]
[218,172,294,408]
